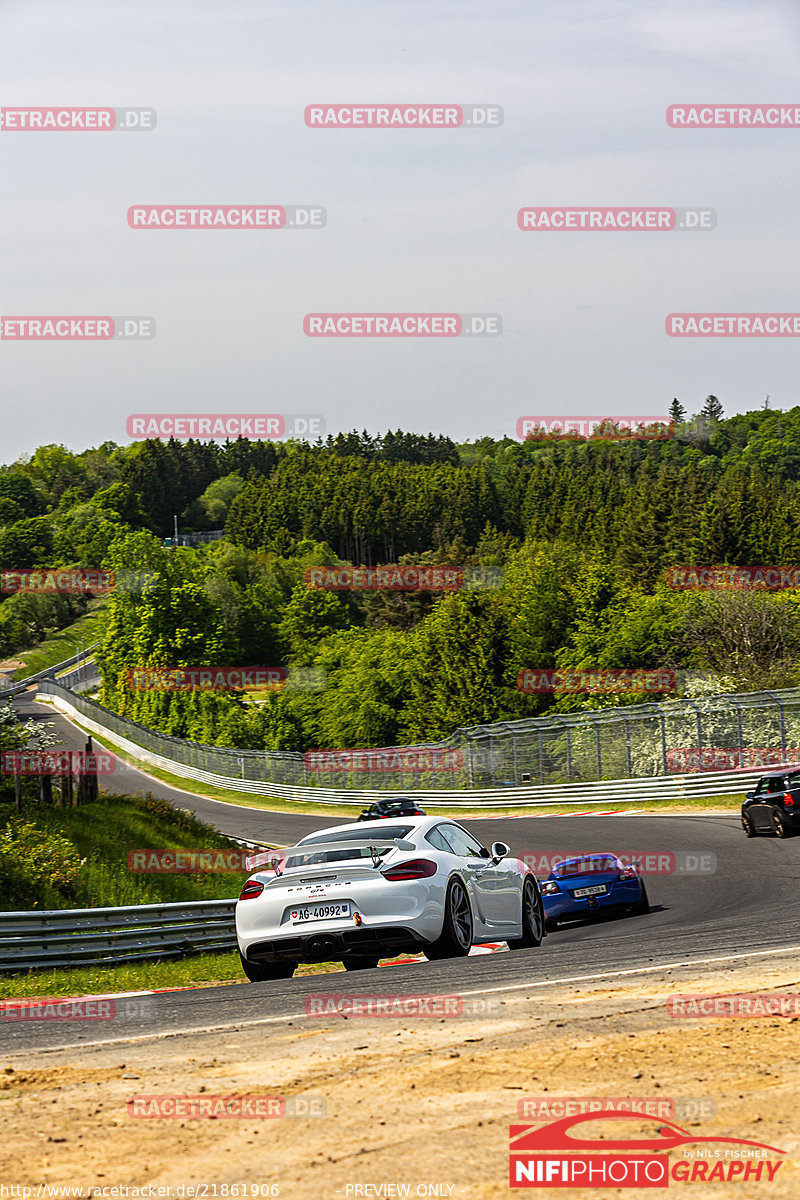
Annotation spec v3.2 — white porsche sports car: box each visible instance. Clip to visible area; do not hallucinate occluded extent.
[236,815,545,981]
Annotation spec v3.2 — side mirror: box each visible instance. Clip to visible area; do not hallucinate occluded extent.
[491,841,510,862]
[744,793,754,801]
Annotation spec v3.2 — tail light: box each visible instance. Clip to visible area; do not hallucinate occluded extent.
[381,858,437,881]
[784,792,795,808]
[619,864,639,880]
[239,879,265,901]
[541,880,560,895]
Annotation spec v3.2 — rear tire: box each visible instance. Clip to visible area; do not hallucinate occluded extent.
[239,951,296,982]
[544,917,559,933]
[508,877,545,948]
[742,815,755,838]
[629,883,650,916]
[423,878,473,960]
[342,955,380,971]
[772,810,788,838]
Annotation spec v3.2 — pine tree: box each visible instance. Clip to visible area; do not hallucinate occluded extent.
[669,397,686,425]
[701,394,724,421]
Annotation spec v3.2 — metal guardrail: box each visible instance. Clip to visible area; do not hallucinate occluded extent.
[42,688,755,807]
[0,898,237,973]
[1,643,101,700]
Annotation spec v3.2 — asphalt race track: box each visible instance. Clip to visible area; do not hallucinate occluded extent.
[5,692,800,1056]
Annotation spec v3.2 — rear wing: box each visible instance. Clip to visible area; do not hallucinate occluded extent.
[246,837,411,874]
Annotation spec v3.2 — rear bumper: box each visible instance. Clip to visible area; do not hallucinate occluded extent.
[544,881,642,919]
[243,925,428,963]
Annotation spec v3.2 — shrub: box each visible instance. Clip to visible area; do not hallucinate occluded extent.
[0,821,83,907]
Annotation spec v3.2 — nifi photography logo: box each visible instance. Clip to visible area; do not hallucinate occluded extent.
[508,1110,785,1187]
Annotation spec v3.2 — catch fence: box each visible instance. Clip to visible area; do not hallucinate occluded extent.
[37,680,800,791]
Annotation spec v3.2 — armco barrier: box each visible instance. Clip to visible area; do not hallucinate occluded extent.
[1,643,100,700]
[40,686,760,808]
[0,899,237,973]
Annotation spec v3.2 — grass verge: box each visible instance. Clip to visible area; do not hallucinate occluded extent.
[0,792,252,910]
[1,953,347,998]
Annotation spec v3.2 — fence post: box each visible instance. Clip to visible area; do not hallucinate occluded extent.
[554,716,572,781]
[765,692,787,753]
[39,774,52,806]
[623,717,632,777]
[592,713,602,780]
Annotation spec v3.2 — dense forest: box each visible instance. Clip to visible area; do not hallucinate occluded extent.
[3,408,800,752]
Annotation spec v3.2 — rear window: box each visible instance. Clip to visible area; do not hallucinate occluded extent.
[555,856,617,877]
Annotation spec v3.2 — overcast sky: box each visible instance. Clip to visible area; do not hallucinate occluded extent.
[1,0,799,461]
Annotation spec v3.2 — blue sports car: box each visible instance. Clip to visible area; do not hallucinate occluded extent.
[540,853,650,930]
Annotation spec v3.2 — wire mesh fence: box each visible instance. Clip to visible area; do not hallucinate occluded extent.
[38,680,800,790]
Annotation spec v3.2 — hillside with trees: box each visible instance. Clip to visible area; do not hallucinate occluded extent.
[4,406,800,751]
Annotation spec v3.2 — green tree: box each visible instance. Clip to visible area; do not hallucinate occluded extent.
[701,394,724,421]
[669,397,686,425]
[401,593,510,741]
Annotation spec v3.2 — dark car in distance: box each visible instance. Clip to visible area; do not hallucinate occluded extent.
[357,797,427,822]
[742,770,800,838]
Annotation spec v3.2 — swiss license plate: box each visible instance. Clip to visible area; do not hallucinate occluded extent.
[573,885,607,898]
[290,902,351,923]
